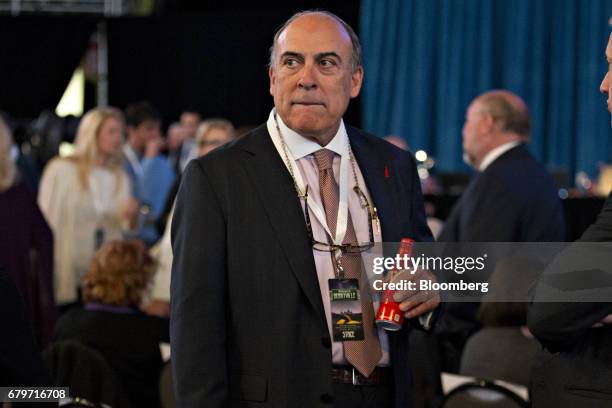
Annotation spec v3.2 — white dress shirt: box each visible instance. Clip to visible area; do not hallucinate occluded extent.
[267,110,390,366]
[479,141,521,171]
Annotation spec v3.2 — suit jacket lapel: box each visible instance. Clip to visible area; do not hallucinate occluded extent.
[239,127,327,329]
[348,127,401,243]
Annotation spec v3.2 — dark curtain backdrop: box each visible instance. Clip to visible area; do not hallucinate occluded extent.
[0,3,359,125]
[0,17,96,119]
[360,0,612,178]
[106,4,360,127]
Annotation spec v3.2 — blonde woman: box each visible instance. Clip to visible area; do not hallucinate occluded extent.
[39,107,138,307]
[0,115,55,347]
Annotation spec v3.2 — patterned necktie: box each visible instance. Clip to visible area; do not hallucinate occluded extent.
[313,148,382,377]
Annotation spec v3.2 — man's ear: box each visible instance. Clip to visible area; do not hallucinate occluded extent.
[350,66,364,98]
[269,66,276,97]
[479,112,495,134]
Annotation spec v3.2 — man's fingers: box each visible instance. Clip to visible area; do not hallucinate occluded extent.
[601,314,612,324]
[391,268,426,283]
[391,275,435,303]
[386,268,439,318]
[392,288,419,303]
[391,269,430,297]
[397,288,435,311]
[404,297,440,319]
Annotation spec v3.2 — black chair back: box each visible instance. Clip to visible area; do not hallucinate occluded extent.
[43,340,131,408]
[440,380,528,408]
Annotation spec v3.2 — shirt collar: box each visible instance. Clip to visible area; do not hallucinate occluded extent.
[123,144,142,161]
[271,109,348,160]
[479,141,521,171]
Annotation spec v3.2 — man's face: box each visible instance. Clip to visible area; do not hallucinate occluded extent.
[462,100,488,166]
[181,112,200,139]
[269,14,363,144]
[600,33,612,123]
[167,125,186,151]
[130,119,162,151]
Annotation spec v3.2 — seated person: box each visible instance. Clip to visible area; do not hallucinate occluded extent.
[459,258,542,386]
[54,240,169,408]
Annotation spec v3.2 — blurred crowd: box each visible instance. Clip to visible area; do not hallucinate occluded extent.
[0,102,238,407]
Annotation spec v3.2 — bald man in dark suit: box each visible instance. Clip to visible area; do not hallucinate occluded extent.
[171,10,440,408]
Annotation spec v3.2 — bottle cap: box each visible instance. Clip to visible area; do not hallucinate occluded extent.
[398,238,414,256]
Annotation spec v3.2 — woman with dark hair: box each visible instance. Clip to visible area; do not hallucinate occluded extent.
[54,240,169,408]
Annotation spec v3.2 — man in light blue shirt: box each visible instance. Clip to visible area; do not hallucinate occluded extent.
[123,101,175,246]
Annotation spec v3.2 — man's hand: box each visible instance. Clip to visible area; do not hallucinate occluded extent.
[167,125,186,151]
[391,268,440,319]
[120,197,140,229]
[145,135,165,158]
[592,313,612,328]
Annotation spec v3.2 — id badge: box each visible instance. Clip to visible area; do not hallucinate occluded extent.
[329,278,364,342]
[94,228,105,250]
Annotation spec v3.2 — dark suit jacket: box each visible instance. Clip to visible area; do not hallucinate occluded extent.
[439,144,566,242]
[527,194,612,407]
[436,144,565,372]
[170,124,433,407]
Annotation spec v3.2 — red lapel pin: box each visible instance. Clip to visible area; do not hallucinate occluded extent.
[384,165,389,178]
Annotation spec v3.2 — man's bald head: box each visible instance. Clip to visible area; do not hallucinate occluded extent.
[475,90,531,140]
[267,9,364,145]
[462,90,531,169]
[269,10,362,73]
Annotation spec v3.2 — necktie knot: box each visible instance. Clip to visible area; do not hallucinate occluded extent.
[313,149,336,171]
